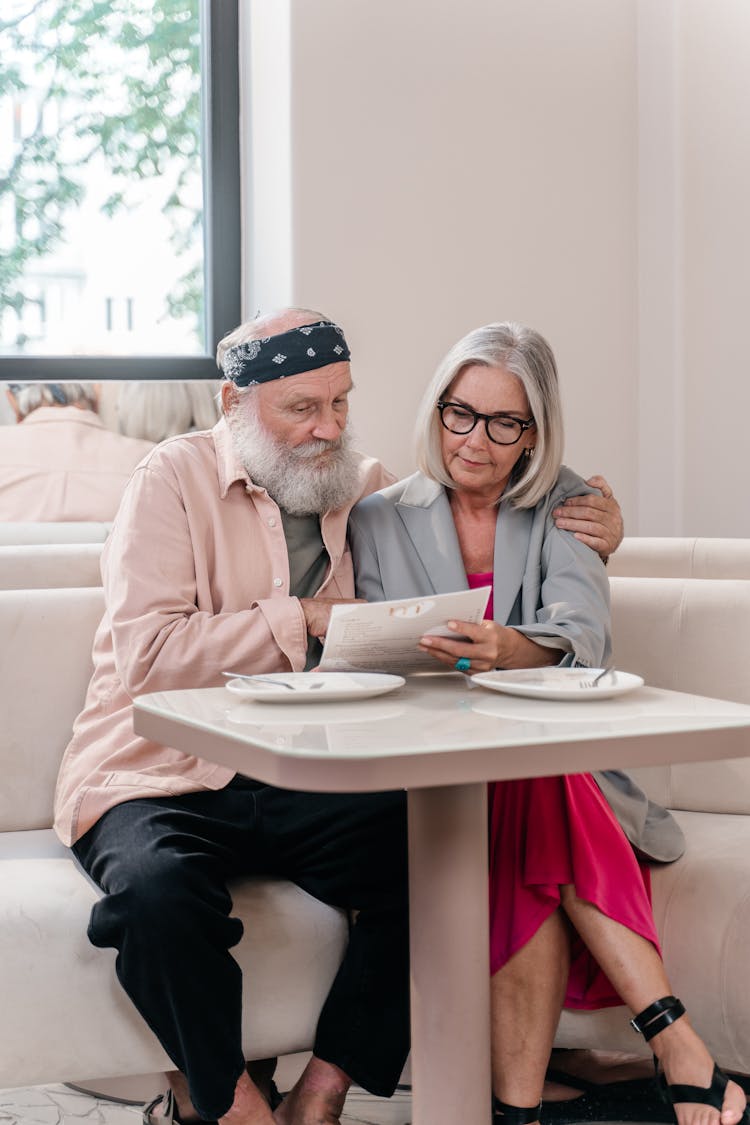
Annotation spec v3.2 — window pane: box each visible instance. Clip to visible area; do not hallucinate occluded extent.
[0,0,206,359]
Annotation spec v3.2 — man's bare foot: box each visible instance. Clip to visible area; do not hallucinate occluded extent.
[246,1060,281,1111]
[273,1056,350,1125]
[151,1065,279,1124]
[220,1070,275,1124]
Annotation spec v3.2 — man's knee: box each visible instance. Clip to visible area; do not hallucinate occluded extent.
[87,846,237,951]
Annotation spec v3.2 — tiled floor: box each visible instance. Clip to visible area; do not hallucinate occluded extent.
[0,1083,412,1125]
[0,1082,674,1125]
[0,1085,141,1125]
[1,1045,695,1125]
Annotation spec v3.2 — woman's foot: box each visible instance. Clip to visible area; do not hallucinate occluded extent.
[648,1012,747,1125]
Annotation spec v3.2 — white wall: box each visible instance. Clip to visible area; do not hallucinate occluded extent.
[679,0,750,535]
[242,0,749,536]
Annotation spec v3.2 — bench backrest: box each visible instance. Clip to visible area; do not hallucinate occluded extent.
[608,537,750,579]
[0,586,105,831]
[610,576,750,814]
[0,521,111,545]
[2,575,747,833]
[0,543,104,589]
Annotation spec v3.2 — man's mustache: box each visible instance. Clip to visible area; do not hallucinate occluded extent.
[289,437,346,460]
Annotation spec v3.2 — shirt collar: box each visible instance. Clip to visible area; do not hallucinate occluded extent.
[21,406,103,428]
[213,416,253,498]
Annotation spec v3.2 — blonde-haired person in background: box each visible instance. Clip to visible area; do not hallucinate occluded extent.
[115,380,221,443]
[0,382,153,522]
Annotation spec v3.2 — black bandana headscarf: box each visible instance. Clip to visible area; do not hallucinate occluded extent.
[221,320,351,387]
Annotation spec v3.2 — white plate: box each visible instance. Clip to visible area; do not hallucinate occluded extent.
[470,667,643,701]
[224,672,405,703]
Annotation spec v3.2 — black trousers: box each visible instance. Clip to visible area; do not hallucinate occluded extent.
[73,777,410,1120]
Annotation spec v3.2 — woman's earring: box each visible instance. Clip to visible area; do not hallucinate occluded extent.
[526,446,535,459]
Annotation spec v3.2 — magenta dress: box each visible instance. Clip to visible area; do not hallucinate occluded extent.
[466,573,660,1010]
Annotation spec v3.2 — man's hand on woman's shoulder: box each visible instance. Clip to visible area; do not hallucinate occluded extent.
[552,475,624,562]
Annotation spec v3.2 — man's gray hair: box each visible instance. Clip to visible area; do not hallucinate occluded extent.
[414,322,564,508]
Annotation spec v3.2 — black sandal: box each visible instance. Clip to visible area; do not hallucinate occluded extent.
[493,1096,542,1123]
[541,1067,671,1123]
[142,1089,217,1125]
[631,995,750,1124]
[142,1082,282,1124]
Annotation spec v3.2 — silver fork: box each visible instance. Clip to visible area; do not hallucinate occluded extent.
[578,666,615,689]
[223,672,327,691]
[223,672,296,690]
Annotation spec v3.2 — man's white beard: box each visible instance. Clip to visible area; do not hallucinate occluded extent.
[226,400,360,516]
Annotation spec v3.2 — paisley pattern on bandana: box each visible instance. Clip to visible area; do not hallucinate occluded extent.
[222,321,351,387]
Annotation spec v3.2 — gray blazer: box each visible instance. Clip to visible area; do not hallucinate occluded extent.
[349,467,684,863]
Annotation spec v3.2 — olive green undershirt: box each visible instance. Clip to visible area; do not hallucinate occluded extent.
[280,509,329,671]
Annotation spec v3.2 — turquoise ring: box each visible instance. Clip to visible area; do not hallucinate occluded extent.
[455,657,471,673]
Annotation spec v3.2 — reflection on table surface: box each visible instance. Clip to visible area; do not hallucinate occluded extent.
[137,671,750,759]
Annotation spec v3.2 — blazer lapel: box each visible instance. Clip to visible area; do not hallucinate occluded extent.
[395,475,468,594]
[492,500,534,624]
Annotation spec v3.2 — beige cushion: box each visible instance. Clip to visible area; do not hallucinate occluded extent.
[0,543,103,589]
[0,583,349,1087]
[0,521,111,545]
[556,809,750,1074]
[0,586,105,831]
[608,537,750,579]
[610,577,750,813]
[0,829,348,1088]
[555,574,750,1070]
[557,576,750,1066]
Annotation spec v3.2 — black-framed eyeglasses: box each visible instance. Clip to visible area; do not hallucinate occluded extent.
[437,400,536,446]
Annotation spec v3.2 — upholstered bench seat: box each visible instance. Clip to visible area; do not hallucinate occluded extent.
[0,543,104,589]
[0,827,348,1089]
[2,551,750,1090]
[557,808,750,1073]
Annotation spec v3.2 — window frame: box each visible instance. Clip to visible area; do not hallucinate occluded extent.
[0,0,241,382]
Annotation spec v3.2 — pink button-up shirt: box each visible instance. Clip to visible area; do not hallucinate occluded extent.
[54,418,394,845]
[0,406,154,522]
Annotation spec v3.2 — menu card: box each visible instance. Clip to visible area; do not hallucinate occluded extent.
[318,587,491,673]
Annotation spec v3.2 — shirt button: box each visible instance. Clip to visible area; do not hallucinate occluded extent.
[273,577,283,588]
[267,517,277,527]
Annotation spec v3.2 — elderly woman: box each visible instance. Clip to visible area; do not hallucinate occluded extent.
[348,323,747,1125]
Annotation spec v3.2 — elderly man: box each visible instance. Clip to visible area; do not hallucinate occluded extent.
[54,308,623,1125]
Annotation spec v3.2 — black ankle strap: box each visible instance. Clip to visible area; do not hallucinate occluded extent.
[630,995,686,1042]
[493,1097,542,1124]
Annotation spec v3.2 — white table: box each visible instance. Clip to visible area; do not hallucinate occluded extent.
[133,673,750,1125]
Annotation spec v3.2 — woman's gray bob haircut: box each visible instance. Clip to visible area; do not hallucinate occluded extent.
[9,382,98,419]
[414,322,564,509]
